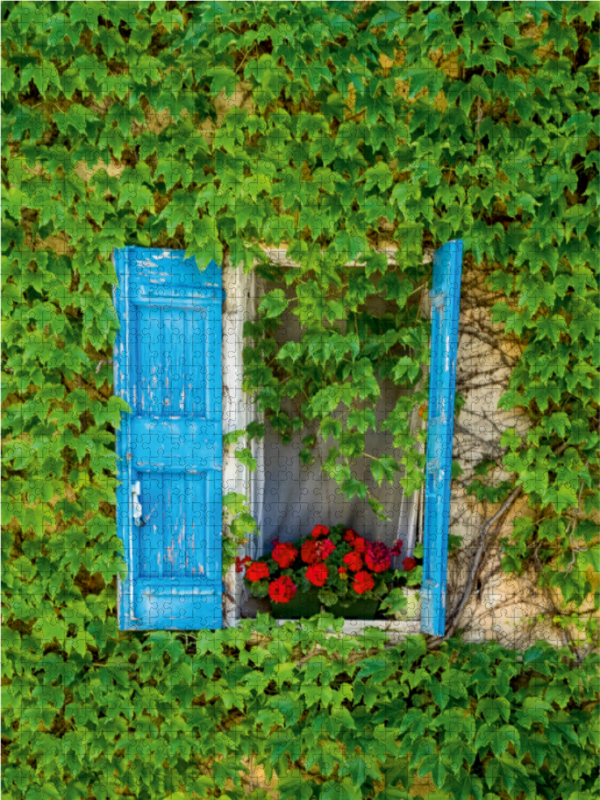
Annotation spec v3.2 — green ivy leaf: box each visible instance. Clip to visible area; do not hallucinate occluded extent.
[259,289,289,318]
[234,448,257,472]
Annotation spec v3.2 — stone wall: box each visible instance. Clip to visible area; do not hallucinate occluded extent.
[445,257,599,650]
[34,45,594,649]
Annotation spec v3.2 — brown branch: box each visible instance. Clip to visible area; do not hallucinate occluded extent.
[461,407,510,438]
[296,645,328,668]
[476,96,484,156]
[453,421,506,454]
[458,326,519,367]
[433,485,523,646]
[428,442,572,648]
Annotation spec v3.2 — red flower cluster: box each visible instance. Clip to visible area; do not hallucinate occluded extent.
[269,576,296,603]
[301,538,336,564]
[390,540,403,557]
[353,571,375,594]
[344,529,368,554]
[343,551,363,572]
[306,563,328,587]
[365,541,392,573]
[272,542,298,569]
[246,561,270,582]
[243,523,416,607]
[235,555,251,574]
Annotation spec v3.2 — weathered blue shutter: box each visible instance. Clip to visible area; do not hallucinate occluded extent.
[113,248,224,630]
[420,240,464,636]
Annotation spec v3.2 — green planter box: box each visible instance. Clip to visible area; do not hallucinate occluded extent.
[270,589,380,620]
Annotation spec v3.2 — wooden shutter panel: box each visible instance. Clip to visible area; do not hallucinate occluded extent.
[113,248,224,630]
[420,240,464,636]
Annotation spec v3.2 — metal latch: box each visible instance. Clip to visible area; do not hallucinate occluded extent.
[132,481,145,527]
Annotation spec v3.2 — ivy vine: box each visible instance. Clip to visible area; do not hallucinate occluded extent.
[2,2,599,798]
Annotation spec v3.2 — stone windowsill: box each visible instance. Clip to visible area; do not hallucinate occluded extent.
[273,589,422,644]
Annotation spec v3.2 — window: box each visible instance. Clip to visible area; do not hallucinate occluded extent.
[113,242,463,634]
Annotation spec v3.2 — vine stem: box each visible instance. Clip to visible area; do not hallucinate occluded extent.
[428,441,571,648]
[427,484,523,649]
[476,95,484,156]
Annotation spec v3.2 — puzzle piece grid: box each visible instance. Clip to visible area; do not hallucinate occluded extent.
[4,4,598,798]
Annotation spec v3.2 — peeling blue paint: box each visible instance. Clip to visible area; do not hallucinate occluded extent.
[420,240,464,636]
[114,248,224,630]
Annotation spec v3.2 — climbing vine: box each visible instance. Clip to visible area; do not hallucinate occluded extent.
[2,2,599,798]
[2,615,599,800]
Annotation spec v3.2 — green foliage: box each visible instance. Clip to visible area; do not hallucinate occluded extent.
[222,492,259,575]
[3,616,599,800]
[2,1,600,797]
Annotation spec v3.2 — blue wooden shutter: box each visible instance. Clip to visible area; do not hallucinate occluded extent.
[113,248,224,630]
[420,240,464,636]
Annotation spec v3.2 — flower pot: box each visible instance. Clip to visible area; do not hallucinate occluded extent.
[270,588,379,620]
[330,596,379,620]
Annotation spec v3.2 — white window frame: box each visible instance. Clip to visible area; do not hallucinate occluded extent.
[222,249,430,633]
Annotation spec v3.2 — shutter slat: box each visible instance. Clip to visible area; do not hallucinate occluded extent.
[420,240,464,636]
[114,248,224,630]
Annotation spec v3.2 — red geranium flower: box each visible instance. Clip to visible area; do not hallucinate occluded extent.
[272,542,298,569]
[391,540,403,557]
[269,576,297,603]
[246,561,270,582]
[301,538,336,564]
[318,539,336,560]
[306,563,328,587]
[301,540,318,564]
[343,528,358,544]
[235,555,251,573]
[403,557,417,572]
[338,567,348,579]
[311,525,330,539]
[365,542,391,573]
[352,536,368,554]
[343,551,363,572]
[353,570,375,595]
